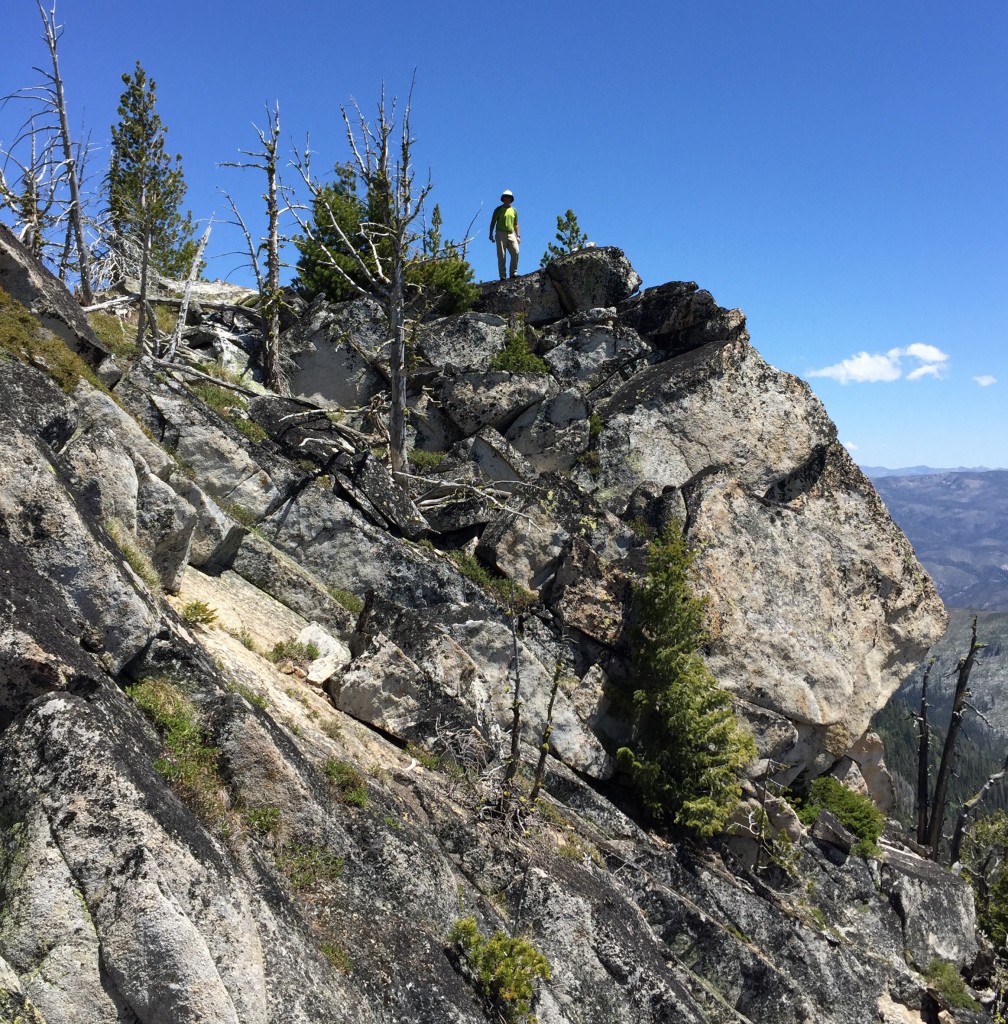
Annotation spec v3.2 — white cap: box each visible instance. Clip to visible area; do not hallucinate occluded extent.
[500,189,514,200]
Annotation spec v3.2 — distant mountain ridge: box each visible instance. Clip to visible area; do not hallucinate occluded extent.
[869,469,1008,611]
[863,464,1001,477]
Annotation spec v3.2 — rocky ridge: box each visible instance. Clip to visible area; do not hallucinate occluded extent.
[0,228,989,1023]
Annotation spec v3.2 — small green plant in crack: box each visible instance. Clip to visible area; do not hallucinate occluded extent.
[323,758,368,808]
[105,518,162,597]
[924,959,980,1010]
[181,600,218,627]
[276,842,344,893]
[448,916,552,1024]
[320,940,352,974]
[449,550,535,611]
[408,448,448,473]
[232,416,269,444]
[228,681,266,710]
[328,587,364,616]
[222,501,259,530]
[405,741,440,771]
[189,380,245,414]
[244,805,282,839]
[126,676,226,825]
[267,638,320,666]
[227,627,257,652]
[490,319,550,374]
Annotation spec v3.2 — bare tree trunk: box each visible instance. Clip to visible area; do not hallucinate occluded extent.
[500,609,524,820]
[927,617,983,859]
[37,1,92,303]
[136,200,152,353]
[388,259,408,477]
[529,654,562,809]
[166,224,211,362]
[263,149,283,391]
[915,657,935,846]
[220,102,288,393]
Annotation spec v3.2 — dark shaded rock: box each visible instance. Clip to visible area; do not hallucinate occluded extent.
[472,271,565,325]
[544,246,642,314]
[617,280,748,357]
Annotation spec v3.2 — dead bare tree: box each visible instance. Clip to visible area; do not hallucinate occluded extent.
[918,617,986,859]
[914,657,936,846]
[164,224,212,362]
[0,116,60,261]
[2,4,95,296]
[291,79,432,478]
[221,102,290,392]
[32,1,92,301]
[949,751,1008,866]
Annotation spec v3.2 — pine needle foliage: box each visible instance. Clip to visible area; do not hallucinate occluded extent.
[540,209,589,267]
[105,61,198,279]
[618,524,756,836]
[448,917,551,1024]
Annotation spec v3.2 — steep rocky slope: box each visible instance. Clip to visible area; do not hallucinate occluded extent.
[0,227,991,1022]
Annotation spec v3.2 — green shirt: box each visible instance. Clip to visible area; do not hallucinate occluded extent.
[494,205,518,234]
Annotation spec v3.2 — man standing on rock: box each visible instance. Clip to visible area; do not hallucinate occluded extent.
[489,190,520,280]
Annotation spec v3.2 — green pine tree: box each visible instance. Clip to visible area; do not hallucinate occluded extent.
[540,208,589,267]
[618,523,757,836]
[105,61,197,279]
[292,162,369,303]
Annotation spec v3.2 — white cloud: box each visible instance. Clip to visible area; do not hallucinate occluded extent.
[843,440,859,452]
[904,342,947,363]
[974,374,997,387]
[808,343,948,384]
[808,351,902,384]
[906,363,944,381]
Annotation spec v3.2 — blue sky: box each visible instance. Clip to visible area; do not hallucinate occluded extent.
[2,0,1005,469]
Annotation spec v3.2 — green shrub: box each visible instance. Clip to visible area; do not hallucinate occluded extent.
[408,448,448,473]
[267,638,320,666]
[490,324,550,374]
[228,628,258,652]
[925,959,979,1010]
[962,811,1008,951]
[796,776,884,857]
[222,501,258,530]
[233,416,269,444]
[181,600,218,626]
[323,758,368,808]
[617,523,756,836]
[448,917,551,1024]
[408,253,479,314]
[126,676,226,824]
[229,680,266,708]
[406,741,440,771]
[189,380,244,414]
[244,805,282,838]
